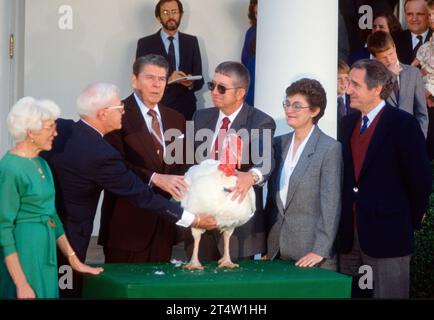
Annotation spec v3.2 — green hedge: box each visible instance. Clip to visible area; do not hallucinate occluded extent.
[410,177,434,298]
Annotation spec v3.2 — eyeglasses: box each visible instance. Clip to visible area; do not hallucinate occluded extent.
[282,101,311,112]
[207,81,240,94]
[105,103,125,114]
[161,9,180,17]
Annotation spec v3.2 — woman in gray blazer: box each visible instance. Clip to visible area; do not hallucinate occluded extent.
[266,78,342,270]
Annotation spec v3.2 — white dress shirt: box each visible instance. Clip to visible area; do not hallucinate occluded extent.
[361,100,386,130]
[279,125,315,205]
[212,105,263,184]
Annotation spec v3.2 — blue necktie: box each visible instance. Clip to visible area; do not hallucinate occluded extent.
[168,36,176,75]
[337,96,346,120]
[413,35,423,55]
[360,115,369,134]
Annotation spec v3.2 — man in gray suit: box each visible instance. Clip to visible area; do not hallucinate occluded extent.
[266,78,342,270]
[367,31,428,137]
[186,61,276,261]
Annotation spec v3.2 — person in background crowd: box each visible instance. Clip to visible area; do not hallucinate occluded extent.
[241,0,258,106]
[136,0,204,121]
[367,30,428,137]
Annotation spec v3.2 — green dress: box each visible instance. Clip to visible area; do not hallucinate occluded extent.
[0,152,64,299]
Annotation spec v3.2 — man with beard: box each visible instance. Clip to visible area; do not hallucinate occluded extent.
[136,0,204,121]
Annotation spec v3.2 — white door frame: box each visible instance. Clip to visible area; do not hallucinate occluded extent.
[0,0,24,155]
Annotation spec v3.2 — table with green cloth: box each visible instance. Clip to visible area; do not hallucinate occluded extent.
[83,260,351,298]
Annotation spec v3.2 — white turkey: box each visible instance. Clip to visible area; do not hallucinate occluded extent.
[181,134,256,270]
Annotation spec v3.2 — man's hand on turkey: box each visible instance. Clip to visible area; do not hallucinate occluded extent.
[151,173,189,201]
[230,171,255,203]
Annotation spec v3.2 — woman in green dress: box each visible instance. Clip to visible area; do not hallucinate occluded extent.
[0,97,103,299]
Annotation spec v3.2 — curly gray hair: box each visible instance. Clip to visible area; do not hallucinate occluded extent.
[7,97,60,142]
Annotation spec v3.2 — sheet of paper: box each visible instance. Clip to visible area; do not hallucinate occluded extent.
[168,75,203,84]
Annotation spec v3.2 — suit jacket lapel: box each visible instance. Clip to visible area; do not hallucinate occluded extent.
[123,94,163,170]
[398,64,409,105]
[274,133,291,215]
[156,30,170,61]
[195,108,219,157]
[341,111,359,184]
[230,103,250,132]
[283,126,321,210]
[425,29,433,43]
[178,32,187,71]
[387,89,399,107]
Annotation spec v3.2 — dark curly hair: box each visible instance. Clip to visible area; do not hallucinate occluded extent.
[373,11,403,34]
[285,78,327,124]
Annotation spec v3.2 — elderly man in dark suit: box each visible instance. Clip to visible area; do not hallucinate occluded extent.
[395,0,432,65]
[337,59,431,298]
[50,83,217,296]
[136,0,204,121]
[100,55,189,263]
[186,61,276,262]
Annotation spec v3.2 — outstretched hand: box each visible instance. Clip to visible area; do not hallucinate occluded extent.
[152,173,189,201]
[69,255,104,275]
[295,252,324,268]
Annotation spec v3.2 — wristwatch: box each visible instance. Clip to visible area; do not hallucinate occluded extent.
[251,171,260,185]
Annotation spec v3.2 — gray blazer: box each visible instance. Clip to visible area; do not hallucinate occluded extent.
[387,63,428,138]
[266,126,342,262]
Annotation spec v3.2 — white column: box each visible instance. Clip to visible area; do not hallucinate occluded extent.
[255,0,338,137]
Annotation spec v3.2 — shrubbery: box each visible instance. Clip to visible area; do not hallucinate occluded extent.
[410,191,434,298]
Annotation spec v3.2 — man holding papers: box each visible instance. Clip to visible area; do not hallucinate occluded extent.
[136,0,204,120]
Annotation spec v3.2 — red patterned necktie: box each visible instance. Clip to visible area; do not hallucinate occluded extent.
[213,117,230,160]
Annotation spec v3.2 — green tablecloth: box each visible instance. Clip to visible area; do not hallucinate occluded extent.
[83,260,351,298]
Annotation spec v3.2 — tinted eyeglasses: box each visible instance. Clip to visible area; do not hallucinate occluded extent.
[207,81,240,94]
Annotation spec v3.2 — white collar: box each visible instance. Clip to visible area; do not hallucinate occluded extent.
[363,100,386,125]
[133,92,161,119]
[217,103,244,127]
[160,29,179,42]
